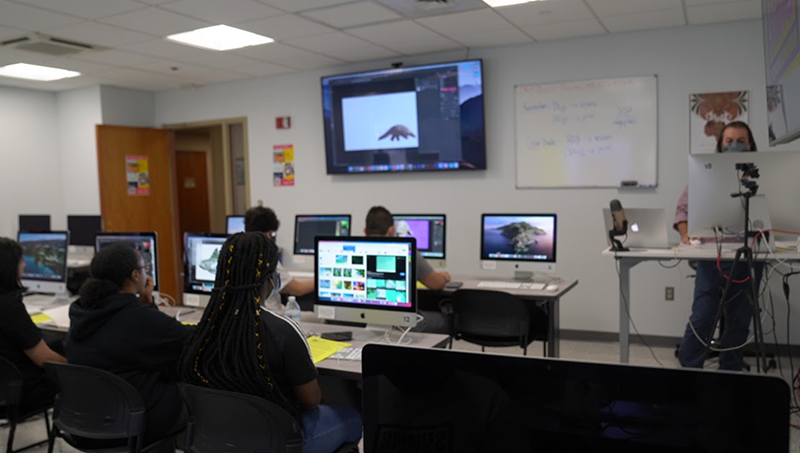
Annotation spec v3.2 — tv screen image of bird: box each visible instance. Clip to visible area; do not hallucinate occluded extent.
[481,215,556,262]
[321,59,485,174]
[19,233,68,282]
[185,234,227,294]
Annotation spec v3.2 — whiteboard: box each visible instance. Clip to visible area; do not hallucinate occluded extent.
[515,76,658,188]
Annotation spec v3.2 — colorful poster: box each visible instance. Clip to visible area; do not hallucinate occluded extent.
[273,144,295,187]
[126,155,150,196]
[689,91,748,154]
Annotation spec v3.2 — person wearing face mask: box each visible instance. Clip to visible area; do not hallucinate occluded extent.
[674,121,762,371]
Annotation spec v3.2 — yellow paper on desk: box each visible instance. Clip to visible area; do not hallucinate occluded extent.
[306,336,351,364]
[30,313,53,324]
[416,281,428,289]
[181,322,198,326]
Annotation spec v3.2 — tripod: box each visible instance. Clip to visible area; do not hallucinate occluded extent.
[703,166,768,372]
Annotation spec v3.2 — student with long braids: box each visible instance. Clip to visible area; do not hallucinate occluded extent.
[179,232,362,453]
[66,244,192,449]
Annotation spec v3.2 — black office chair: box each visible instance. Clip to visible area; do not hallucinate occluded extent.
[45,362,178,453]
[178,384,359,453]
[0,356,52,453]
[448,289,548,356]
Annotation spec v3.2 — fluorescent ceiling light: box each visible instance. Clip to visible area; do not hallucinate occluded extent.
[0,63,80,81]
[483,0,540,7]
[166,25,273,51]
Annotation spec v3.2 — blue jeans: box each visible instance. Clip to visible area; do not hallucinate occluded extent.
[302,404,362,453]
[678,261,763,371]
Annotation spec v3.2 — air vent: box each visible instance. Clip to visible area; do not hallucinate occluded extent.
[416,0,454,11]
[1,33,107,56]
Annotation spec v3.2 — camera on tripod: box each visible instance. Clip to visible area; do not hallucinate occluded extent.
[733,162,759,198]
[735,162,760,179]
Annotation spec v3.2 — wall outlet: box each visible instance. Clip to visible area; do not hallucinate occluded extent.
[665,287,675,301]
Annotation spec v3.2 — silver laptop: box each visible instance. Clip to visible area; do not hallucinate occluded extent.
[602,207,670,249]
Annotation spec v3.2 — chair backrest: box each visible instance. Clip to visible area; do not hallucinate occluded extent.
[179,383,304,453]
[45,362,146,440]
[0,356,23,407]
[452,289,530,338]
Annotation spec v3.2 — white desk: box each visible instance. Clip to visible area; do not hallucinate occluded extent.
[603,246,800,363]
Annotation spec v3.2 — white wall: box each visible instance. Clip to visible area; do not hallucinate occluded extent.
[153,20,799,341]
[100,86,155,128]
[0,86,63,237]
[57,86,102,216]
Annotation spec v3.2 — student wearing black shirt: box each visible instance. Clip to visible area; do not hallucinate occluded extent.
[179,233,362,453]
[66,244,192,448]
[0,238,66,414]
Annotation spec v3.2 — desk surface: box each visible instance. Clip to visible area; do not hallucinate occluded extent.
[453,277,578,299]
[602,246,800,261]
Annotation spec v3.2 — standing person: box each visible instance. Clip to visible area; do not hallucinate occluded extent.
[66,244,192,449]
[244,206,314,315]
[0,238,66,415]
[179,233,362,453]
[675,121,763,371]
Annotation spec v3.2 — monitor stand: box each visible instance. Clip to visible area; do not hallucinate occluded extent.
[352,324,416,344]
[513,270,534,281]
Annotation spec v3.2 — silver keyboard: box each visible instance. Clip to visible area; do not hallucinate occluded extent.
[476,281,546,290]
[330,347,362,361]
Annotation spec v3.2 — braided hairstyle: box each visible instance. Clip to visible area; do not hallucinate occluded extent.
[79,244,141,308]
[178,232,297,418]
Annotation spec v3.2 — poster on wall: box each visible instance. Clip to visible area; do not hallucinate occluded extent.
[273,144,295,187]
[689,91,748,154]
[126,155,150,196]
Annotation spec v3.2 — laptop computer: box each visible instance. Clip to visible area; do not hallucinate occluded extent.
[602,207,670,249]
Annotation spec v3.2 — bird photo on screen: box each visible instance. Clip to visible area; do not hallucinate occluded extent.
[379,125,416,141]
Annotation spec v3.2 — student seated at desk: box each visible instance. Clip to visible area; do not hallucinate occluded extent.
[365,206,452,333]
[0,238,66,414]
[179,233,362,453]
[66,244,192,449]
[245,206,314,314]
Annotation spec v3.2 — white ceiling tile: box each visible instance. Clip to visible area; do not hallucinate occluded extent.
[41,58,117,75]
[138,59,211,74]
[256,0,354,13]
[687,1,761,25]
[120,39,214,59]
[132,0,182,5]
[285,32,373,53]
[522,18,606,41]
[270,51,342,70]
[99,7,211,37]
[71,49,162,67]
[173,49,263,69]
[0,1,84,31]
[328,45,400,62]
[236,14,334,41]
[447,28,532,48]
[416,9,513,36]
[100,67,184,90]
[348,20,461,55]
[585,0,683,16]
[234,61,293,76]
[229,41,343,68]
[159,0,283,24]
[15,0,146,20]
[301,2,402,29]
[0,24,23,40]
[496,0,596,27]
[48,21,152,47]
[685,0,744,5]
[600,9,686,33]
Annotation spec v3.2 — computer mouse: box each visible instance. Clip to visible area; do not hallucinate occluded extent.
[545,284,559,292]
[690,238,701,246]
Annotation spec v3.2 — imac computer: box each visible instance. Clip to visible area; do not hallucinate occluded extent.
[95,233,159,292]
[688,151,800,245]
[19,215,51,232]
[480,214,557,281]
[226,215,245,235]
[294,215,351,255]
[183,232,227,307]
[315,236,417,338]
[18,231,69,295]
[393,214,446,262]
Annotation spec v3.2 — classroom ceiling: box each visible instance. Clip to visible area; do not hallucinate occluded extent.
[0,0,761,92]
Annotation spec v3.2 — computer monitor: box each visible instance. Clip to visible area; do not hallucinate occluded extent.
[95,232,159,291]
[19,215,51,232]
[393,214,446,260]
[226,215,245,235]
[362,344,789,452]
[688,151,800,243]
[18,231,69,294]
[67,215,102,247]
[480,214,557,280]
[183,232,227,307]
[314,236,417,336]
[294,215,351,255]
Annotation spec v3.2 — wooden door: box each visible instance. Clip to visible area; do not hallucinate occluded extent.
[176,150,211,240]
[96,125,181,300]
